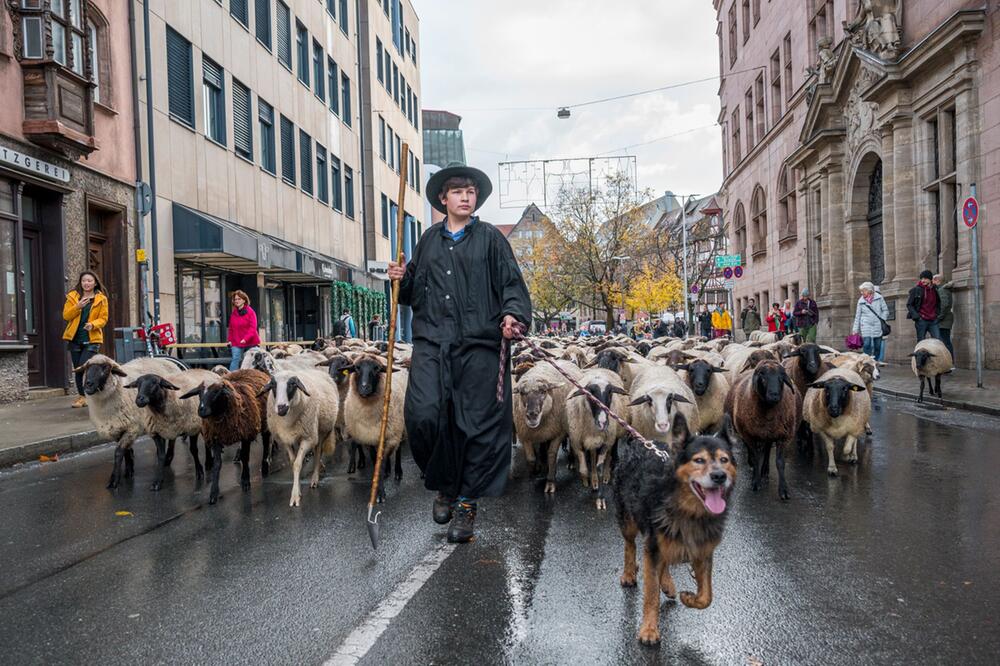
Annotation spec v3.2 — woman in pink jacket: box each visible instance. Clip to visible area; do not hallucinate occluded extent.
[227,290,260,370]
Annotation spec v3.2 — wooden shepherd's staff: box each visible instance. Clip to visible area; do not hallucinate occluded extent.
[367,141,410,550]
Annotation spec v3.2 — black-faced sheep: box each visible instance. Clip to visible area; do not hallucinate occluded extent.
[803,368,871,476]
[724,359,798,499]
[127,369,221,490]
[565,368,629,509]
[180,369,271,504]
[316,353,365,473]
[910,338,953,402]
[260,369,339,507]
[782,343,835,445]
[673,358,730,433]
[75,354,180,489]
[344,354,408,502]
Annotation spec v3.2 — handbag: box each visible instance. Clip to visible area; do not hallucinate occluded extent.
[845,333,863,349]
[863,303,892,337]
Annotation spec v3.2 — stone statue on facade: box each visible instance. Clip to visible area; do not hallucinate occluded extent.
[843,0,902,59]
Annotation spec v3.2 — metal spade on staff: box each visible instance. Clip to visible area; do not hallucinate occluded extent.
[367,141,410,550]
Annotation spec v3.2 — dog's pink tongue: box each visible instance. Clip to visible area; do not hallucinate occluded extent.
[703,487,727,514]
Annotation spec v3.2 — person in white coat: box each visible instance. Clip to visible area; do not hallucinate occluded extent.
[851,281,890,359]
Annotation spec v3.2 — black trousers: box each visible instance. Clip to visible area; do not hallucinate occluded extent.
[68,342,99,395]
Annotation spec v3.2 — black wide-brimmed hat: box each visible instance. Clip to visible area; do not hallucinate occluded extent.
[426,162,493,214]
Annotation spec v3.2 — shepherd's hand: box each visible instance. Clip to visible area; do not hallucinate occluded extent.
[387,261,405,281]
[501,315,520,340]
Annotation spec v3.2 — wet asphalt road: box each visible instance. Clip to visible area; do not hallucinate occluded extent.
[0,394,998,665]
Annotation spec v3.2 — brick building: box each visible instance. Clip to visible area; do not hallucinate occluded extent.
[715,0,1000,367]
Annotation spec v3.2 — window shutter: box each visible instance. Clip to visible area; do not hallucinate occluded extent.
[203,58,223,89]
[230,0,248,27]
[280,116,295,184]
[300,130,313,194]
[276,2,292,67]
[255,0,271,49]
[233,80,253,159]
[166,27,194,126]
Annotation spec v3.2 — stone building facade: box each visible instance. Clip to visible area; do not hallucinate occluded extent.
[0,1,138,401]
[715,0,1000,368]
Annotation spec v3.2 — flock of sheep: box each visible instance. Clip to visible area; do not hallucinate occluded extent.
[510,331,954,506]
[73,326,953,511]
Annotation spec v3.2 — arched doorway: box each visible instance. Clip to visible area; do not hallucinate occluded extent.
[867,159,884,284]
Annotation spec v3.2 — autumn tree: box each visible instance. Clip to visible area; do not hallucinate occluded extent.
[509,215,571,331]
[546,173,654,330]
[625,263,683,317]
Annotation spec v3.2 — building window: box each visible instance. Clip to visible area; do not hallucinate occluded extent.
[276,1,291,69]
[232,79,253,160]
[783,33,793,102]
[255,0,271,50]
[867,160,885,283]
[384,54,392,92]
[753,0,760,24]
[327,58,339,115]
[925,109,959,272]
[326,0,335,18]
[394,134,401,174]
[385,123,394,169]
[811,188,824,294]
[0,178,19,341]
[313,40,325,102]
[50,0,86,74]
[721,124,729,175]
[809,1,834,59]
[86,9,113,107]
[202,57,226,145]
[750,185,767,257]
[379,116,386,161]
[296,21,309,87]
[341,72,352,126]
[731,107,741,164]
[316,145,328,204]
[380,193,389,236]
[400,75,406,111]
[376,39,384,83]
[728,2,738,66]
[230,0,248,28]
[770,48,782,123]
[741,0,750,43]
[754,74,765,142]
[414,156,421,194]
[299,130,313,195]
[413,95,418,129]
[744,88,754,154]
[280,115,295,185]
[331,156,342,211]
[391,0,402,52]
[733,201,747,258]
[339,0,348,34]
[344,165,355,218]
[392,61,399,104]
[166,27,195,127]
[777,165,797,240]
[259,98,275,174]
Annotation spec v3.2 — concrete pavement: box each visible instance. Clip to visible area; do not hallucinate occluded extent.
[0,395,100,468]
[873,363,1000,416]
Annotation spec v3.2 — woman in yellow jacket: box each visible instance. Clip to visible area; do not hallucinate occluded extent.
[711,304,733,338]
[62,271,110,407]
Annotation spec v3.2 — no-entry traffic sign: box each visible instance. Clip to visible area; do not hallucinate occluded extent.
[734,266,744,279]
[963,197,979,228]
[723,267,733,279]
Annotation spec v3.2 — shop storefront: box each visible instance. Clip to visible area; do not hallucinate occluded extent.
[171,204,354,350]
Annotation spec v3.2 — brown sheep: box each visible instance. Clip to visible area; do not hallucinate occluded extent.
[724,359,798,500]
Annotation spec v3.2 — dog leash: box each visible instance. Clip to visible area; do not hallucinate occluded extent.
[498,323,670,464]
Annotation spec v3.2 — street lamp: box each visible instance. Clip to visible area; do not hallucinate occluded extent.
[557,107,571,119]
[611,255,630,331]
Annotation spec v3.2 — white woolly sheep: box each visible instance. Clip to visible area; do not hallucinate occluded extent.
[565,368,629,509]
[75,354,180,489]
[910,337,953,402]
[627,365,700,449]
[803,368,871,476]
[261,369,340,506]
[513,360,580,494]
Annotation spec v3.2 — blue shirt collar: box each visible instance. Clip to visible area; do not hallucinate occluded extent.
[441,216,478,241]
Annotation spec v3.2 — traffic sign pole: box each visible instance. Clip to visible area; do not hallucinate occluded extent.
[969,185,983,388]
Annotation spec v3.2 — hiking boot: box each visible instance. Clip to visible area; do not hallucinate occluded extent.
[447,499,477,543]
[432,493,455,525]
[71,396,87,408]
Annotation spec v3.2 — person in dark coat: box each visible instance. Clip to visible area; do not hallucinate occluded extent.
[697,304,713,338]
[906,270,940,341]
[652,318,671,339]
[933,274,955,362]
[671,318,687,338]
[388,164,531,544]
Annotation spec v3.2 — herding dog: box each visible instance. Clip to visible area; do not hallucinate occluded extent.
[613,412,738,646]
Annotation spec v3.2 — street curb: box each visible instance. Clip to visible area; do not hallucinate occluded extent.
[0,430,104,469]
[873,385,1000,418]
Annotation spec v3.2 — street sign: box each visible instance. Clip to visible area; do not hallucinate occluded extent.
[723,267,733,279]
[723,279,735,290]
[690,284,699,293]
[734,266,744,279]
[136,181,152,217]
[962,197,979,228]
[714,254,742,268]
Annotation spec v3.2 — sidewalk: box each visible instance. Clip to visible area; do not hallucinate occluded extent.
[873,363,1000,417]
[0,395,101,468]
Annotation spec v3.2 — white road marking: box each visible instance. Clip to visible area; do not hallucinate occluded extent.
[326,542,457,665]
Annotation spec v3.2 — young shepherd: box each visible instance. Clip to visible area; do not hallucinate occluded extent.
[260,370,339,507]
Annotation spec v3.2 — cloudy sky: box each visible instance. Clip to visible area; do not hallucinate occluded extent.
[413,0,723,226]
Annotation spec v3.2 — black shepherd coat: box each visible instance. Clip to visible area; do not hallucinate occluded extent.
[398,218,532,498]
